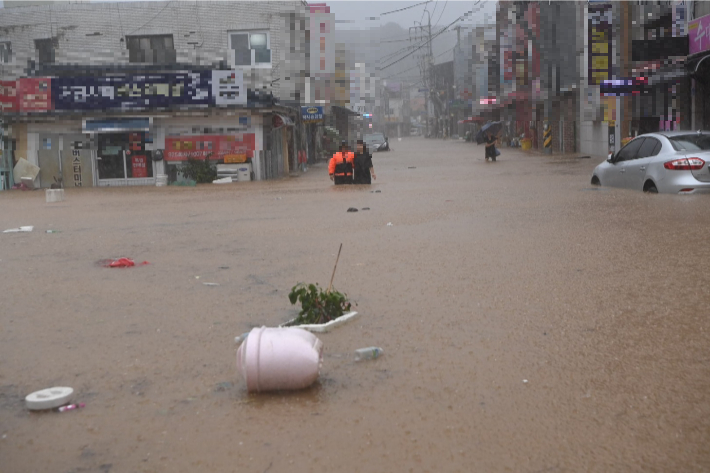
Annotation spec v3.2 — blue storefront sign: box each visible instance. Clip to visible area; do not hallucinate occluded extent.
[301,106,324,123]
[52,72,212,111]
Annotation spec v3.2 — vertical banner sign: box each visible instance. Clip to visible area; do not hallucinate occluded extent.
[72,148,82,187]
[672,1,686,38]
[588,5,612,86]
[129,132,147,178]
[131,155,148,178]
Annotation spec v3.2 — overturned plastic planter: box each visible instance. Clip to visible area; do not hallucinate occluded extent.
[280,311,359,333]
[236,326,323,393]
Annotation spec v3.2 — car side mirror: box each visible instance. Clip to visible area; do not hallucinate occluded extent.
[607,153,615,163]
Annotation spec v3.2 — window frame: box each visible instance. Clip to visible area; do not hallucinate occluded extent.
[615,137,645,162]
[636,136,661,160]
[34,38,56,65]
[126,34,176,65]
[228,30,272,69]
[0,42,12,64]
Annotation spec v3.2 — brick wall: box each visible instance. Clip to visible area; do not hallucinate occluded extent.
[0,1,307,99]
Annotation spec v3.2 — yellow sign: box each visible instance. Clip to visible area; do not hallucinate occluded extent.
[602,96,616,123]
[608,120,615,126]
[224,154,247,163]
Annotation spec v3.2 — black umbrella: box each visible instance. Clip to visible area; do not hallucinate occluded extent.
[475,121,503,145]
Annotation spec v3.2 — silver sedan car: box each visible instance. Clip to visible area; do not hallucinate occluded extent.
[591,131,710,194]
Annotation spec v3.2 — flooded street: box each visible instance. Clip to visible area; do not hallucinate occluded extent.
[2,137,710,472]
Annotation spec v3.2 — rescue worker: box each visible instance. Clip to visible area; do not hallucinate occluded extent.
[329,140,355,184]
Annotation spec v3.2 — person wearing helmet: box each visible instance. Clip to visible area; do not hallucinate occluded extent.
[329,140,355,184]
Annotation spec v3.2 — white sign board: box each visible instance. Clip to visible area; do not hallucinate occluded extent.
[212,70,246,106]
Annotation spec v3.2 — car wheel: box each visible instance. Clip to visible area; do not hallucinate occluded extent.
[591,175,601,186]
[643,180,658,194]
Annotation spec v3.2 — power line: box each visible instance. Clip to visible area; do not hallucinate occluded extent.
[382,46,456,79]
[377,1,483,71]
[380,1,432,16]
[126,1,174,36]
[434,0,449,28]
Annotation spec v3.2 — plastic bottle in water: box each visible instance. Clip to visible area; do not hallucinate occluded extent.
[354,347,383,361]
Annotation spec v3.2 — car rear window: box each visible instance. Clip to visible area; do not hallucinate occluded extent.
[668,135,710,151]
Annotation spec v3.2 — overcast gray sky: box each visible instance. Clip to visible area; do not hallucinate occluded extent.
[0,0,498,31]
[327,0,497,31]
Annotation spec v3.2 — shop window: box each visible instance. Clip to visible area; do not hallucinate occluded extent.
[229,31,271,68]
[34,38,55,64]
[0,42,11,64]
[126,35,176,64]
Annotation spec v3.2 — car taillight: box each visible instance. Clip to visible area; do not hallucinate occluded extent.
[663,157,705,171]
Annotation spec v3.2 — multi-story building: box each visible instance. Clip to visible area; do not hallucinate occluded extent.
[0,0,310,189]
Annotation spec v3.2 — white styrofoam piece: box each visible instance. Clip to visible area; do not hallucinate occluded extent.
[3,226,34,233]
[212,177,232,184]
[46,189,64,203]
[280,311,359,333]
[25,386,74,410]
[13,158,40,185]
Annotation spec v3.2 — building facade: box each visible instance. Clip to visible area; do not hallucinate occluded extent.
[0,1,311,189]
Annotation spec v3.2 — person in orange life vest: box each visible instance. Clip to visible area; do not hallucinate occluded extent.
[329,140,355,185]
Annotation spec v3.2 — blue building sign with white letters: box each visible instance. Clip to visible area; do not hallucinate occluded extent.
[301,106,324,123]
[52,72,212,111]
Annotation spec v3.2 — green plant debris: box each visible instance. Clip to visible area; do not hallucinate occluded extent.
[286,283,352,326]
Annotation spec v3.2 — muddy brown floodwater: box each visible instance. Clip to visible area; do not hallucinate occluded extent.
[1,137,710,473]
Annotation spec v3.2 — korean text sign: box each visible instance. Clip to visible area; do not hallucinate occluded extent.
[689,14,710,55]
[588,5,612,86]
[52,72,212,111]
[301,106,324,123]
[164,134,256,162]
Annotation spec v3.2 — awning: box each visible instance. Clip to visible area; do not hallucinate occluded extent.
[458,116,484,124]
[272,113,294,129]
[83,117,151,134]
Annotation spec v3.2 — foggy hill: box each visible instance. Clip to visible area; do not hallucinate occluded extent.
[335,21,459,89]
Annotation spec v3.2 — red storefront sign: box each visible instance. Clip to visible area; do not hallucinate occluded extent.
[17,78,52,112]
[0,80,18,113]
[164,134,256,162]
[131,155,148,178]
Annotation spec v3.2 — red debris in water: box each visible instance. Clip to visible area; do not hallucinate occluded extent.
[104,258,150,268]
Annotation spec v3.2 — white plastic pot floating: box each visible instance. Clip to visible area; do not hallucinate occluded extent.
[236,326,323,393]
[25,386,74,410]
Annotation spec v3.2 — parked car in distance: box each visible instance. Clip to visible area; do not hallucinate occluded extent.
[364,133,390,152]
[591,131,710,194]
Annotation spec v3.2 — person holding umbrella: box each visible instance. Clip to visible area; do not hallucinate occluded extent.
[476,121,503,162]
[484,131,498,162]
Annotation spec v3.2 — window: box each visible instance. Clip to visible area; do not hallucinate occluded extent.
[668,134,710,151]
[34,38,55,64]
[636,137,661,159]
[615,138,645,162]
[320,37,326,53]
[652,140,662,156]
[126,35,176,64]
[229,31,271,67]
[320,22,327,34]
[0,42,11,64]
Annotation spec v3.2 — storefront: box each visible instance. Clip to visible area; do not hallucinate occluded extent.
[85,117,155,187]
[2,69,288,187]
